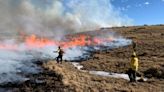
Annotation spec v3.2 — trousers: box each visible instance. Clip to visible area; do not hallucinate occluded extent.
[56,55,63,63]
[127,68,137,82]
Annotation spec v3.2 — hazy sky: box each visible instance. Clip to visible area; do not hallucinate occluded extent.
[31,0,164,26]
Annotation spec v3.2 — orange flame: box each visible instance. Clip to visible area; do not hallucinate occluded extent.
[0,34,115,50]
[25,35,57,48]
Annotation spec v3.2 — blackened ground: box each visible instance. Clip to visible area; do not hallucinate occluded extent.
[0,25,164,92]
[81,25,164,80]
[0,63,74,92]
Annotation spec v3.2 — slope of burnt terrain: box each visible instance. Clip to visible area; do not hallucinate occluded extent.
[0,25,164,92]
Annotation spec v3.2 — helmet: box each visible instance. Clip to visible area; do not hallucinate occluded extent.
[132,52,137,57]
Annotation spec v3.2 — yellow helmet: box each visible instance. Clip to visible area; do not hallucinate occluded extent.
[132,52,137,57]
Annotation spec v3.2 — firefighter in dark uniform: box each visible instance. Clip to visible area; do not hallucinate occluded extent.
[54,46,64,64]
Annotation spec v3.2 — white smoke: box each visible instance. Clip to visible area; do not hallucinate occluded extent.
[0,32,132,84]
[0,0,133,84]
[0,0,133,39]
[67,0,133,29]
[0,49,40,84]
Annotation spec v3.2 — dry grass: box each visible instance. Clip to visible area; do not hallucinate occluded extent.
[42,61,164,92]
[43,61,114,92]
[1,25,164,92]
[41,25,164,92]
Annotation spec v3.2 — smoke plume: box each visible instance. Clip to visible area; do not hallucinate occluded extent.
[0,0,132,84]
[0,0,133,39]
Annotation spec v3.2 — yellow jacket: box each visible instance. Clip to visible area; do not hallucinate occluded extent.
[130,57,139,71]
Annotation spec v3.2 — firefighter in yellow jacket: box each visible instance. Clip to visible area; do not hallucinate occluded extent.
[128,51,139,82]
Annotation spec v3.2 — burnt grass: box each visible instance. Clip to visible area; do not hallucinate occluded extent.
[0,25,164,92]
[81,25,164,79]
[0,68,74,92]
